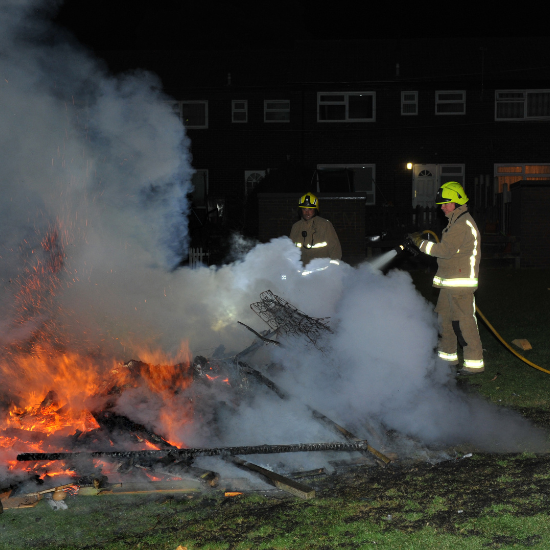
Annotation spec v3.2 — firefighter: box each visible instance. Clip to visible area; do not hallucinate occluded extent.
[290,192,342,266]
[410,182,484,375]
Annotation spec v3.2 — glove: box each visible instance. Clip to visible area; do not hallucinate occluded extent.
[408,232,423,248]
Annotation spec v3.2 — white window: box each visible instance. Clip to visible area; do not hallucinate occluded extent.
[170,100,208,128]
[318,92,375,122]
[495,90,550,120]
[244,170,266,195]
[317,164,375,205]
[232,100,248,123]
[264,100,290,122]
[494,163,550,192]
[401,91,418,115]
[435,91,465,115]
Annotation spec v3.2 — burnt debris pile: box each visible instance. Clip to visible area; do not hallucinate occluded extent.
[2,292,392,501]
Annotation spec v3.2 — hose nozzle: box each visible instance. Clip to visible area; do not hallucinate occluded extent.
[395,235,419,256]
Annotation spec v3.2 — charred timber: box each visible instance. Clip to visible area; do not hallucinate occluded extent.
[17,440,370,462]
[91,410,176,450]
[237,361,392,466]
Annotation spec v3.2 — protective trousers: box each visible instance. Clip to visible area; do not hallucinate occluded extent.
[434,288,484,372]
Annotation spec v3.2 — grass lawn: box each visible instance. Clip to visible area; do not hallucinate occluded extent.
[2,267,550,550]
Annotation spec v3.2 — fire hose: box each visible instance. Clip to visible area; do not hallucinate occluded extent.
[416,229,550,376]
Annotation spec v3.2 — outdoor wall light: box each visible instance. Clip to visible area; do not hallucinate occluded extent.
[406,163,413,170]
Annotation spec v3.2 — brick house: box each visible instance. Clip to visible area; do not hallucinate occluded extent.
[103,38,550,266]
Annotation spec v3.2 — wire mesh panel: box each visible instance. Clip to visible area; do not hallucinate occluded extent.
[250,290,332,348]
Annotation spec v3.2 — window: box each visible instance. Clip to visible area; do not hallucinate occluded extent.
[435,91,465,115]
[264,100,290,122]
[244,170,266,195]
[494,163,550,192]
[439,164,465,186]
[318,92,375,122]
[495,90,550,120]
[232,100,247,123]
[170,100,208,128]
[401,91,418,115]
[317,164,375,204]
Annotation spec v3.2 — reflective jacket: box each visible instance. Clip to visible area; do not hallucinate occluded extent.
[419,204,480,290]
[290,216,342,265]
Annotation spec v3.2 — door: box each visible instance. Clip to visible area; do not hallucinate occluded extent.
[412,164,438,207]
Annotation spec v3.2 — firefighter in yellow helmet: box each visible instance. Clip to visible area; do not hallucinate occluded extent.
[410,182,484,375]
[289,192,342,266]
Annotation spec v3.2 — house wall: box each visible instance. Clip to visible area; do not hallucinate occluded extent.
[103,39,550,266]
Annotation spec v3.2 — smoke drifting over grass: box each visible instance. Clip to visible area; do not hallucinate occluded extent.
[0,0,547,474]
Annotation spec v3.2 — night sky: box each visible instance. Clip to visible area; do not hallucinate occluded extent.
[52,0,544,53]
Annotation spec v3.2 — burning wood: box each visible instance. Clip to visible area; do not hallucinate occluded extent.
[90,410,176,450]
[1,289,394,499]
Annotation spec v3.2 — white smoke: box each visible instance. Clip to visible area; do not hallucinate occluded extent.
[0,0,192,355]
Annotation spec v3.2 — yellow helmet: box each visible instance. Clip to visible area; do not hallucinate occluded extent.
[298,192,319,209]
[435,182,468,205]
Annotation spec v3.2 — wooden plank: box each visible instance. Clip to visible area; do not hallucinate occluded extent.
[226,456,315,499]
[100,480,201,495]
[512,339,532,351]
[3,495,41,509]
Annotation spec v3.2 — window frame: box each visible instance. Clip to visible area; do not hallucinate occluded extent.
[264,100,290,123]
[232,100,248,123]
[169,100,208,129]
[317,92,376,122]
[316,163,376,205]
[435,90,466,115]
[244,170,266,195]
[401,91,418,116]
[495,89,550,121]
[494,163,550,192]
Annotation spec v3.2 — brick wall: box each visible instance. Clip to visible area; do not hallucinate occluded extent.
[258,193,366,265]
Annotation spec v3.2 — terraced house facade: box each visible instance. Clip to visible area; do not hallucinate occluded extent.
[105,38,550,266]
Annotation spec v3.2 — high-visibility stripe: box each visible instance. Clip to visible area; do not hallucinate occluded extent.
[463,359,484,369]
[305,242,328,249]
[433,276,478,288]
[301,265,329,276]
[425,241,434,255]
[330,260,340,265]
[295,243,302,248]
[466,220,478,279]
[438,351,458,362]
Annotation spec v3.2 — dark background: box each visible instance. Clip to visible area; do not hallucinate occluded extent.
[52,0,544,53]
